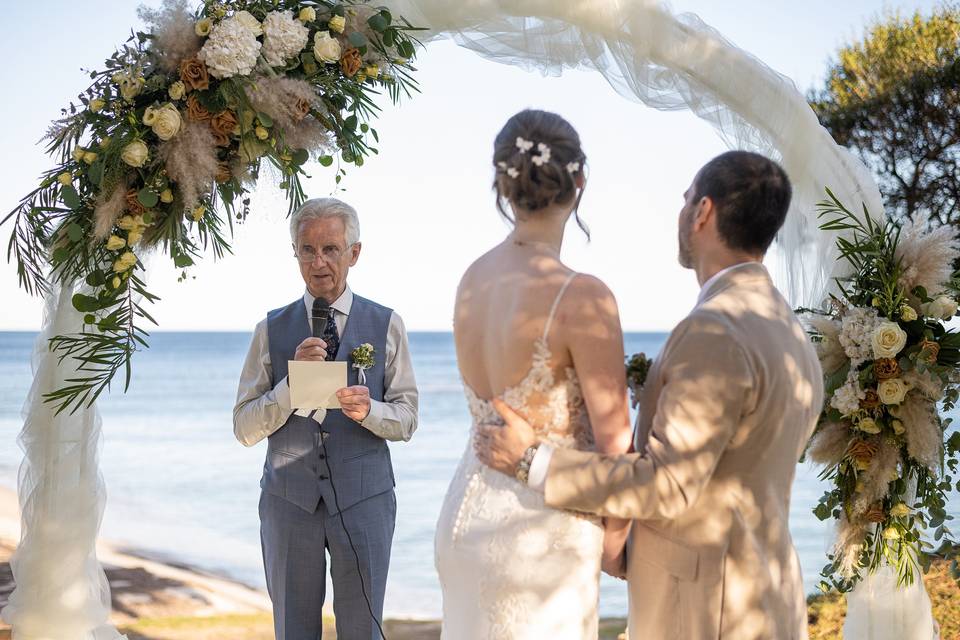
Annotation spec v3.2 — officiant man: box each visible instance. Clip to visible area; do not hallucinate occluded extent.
[233,197,418,640]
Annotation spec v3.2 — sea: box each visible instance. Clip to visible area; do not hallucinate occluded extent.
[0,330,953,619]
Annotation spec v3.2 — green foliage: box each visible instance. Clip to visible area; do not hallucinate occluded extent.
[810,3,960,226]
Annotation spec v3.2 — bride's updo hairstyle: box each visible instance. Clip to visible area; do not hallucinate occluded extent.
[493,109,589,238]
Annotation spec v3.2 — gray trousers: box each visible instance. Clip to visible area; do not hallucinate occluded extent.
[260,489,396,640]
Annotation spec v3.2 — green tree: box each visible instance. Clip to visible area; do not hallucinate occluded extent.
[810,3,960,226]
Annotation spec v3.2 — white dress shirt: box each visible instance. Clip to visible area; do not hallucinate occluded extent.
[527,261,761,492]
[233,284,419,446]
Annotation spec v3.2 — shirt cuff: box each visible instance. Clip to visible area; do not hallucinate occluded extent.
[360,399,384,431]
[277,376,312,418]
[527,443,554,494]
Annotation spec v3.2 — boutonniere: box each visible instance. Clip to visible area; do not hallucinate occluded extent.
[625,352,653,408]
[351,343,376,384]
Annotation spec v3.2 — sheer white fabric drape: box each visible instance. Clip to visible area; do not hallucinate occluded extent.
[0,282,126,640]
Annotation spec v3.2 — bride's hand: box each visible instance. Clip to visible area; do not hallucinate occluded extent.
[601,518,630,580]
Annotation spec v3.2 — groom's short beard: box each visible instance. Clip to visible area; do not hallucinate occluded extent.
[678,221,694,268]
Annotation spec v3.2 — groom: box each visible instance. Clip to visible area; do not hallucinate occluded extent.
[477,151,823,640]
[233,197,419,639]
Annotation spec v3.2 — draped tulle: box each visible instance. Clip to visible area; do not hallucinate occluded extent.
[0,282,127,640]
[383,0,885,308]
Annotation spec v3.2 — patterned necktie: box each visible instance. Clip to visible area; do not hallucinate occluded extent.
[312,298,340,361]
[322,310,340,361]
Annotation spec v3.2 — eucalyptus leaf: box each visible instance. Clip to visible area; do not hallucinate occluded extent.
[67,223,84,242]
[348,31,368,47]
[61,186,82,210]
[137,188,159,208]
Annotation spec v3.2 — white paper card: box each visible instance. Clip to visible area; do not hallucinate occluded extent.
[288,360,346,409]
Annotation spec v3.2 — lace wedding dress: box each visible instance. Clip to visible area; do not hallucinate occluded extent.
[435,274,604,639]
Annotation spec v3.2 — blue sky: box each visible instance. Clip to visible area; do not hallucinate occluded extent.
[0,0,943,331]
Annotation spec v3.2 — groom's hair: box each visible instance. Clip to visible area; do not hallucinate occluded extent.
[693,151,791,255]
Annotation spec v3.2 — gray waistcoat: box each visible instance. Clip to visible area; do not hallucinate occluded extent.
[263,294,395,514]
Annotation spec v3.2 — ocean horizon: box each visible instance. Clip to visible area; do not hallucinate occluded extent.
[1,330,952,619]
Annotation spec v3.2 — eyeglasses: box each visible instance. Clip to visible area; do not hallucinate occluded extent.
[294,244,354,264]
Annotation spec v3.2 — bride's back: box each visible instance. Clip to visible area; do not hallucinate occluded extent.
[453,109,591,401]
[454,243,576,399]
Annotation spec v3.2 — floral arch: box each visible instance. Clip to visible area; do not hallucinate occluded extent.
[1,0,945,638]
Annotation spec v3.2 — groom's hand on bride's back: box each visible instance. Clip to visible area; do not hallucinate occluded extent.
[294,337,328,361]
[474,399,537,476]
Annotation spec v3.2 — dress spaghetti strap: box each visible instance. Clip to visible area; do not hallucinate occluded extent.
[542,272,579,343]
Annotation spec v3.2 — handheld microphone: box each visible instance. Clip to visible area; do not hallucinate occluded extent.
[311,297,330,339]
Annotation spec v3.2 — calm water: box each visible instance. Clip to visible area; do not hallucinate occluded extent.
[0,330,934,618]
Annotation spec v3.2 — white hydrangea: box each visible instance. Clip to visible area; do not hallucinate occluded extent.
[198,15,262,79]
[831,369,865,416]
[262,10,310,68]
[838,306,881,367]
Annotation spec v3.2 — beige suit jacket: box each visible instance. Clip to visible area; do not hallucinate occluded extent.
[545,263,823,640]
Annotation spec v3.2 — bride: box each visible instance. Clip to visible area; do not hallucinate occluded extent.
[434,109,633,638]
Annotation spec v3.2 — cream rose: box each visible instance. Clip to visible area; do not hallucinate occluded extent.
[924,296,959,320]
[168,81,186,100]
[143,106,159,126]
[121,140,149,167]
[235,10,263,36]
[328,15,346,33]
[313,31,342,63]
[255,125,270,140]
[57,172,72,186]
[882,526,900,540]
[151,104,182,141]
[89,98,106,113]
[112,251,138,273]
[891,419,905,435]
[119,77,144,102]
[889,503,910,518]
[111,276,122,289]
[195,17,213,36]
[83,151,98,164]
[127,228,144,245]
[365,64,380,79]
[160,189,174,204]
[857,417,881,434]
[72,147,86,162]
[106,235,126,251]
[878,378,910,405]
[299,7,316,22]
[871,322,908,359]
[899,304,918,322]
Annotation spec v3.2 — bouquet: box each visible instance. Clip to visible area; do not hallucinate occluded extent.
[803,189,960,591]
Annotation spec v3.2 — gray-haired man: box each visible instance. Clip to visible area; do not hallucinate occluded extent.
[233,197,418,639]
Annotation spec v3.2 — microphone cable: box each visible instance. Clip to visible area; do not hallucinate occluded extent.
[317,415,388,640]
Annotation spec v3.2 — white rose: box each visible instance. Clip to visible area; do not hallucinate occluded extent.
[871,322,908,359]
[900,304,918,322]
[924,296,959,320]
[121,140,149,168]
[234,10,263,36]
[878,378,911,405]
[151,104,182,141]
[313,31,342,63]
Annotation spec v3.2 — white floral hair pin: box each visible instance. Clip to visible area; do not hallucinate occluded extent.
[497,161,520,179]
[531,142,551,167]
[515,137,534,153]
[566,161,580,174]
